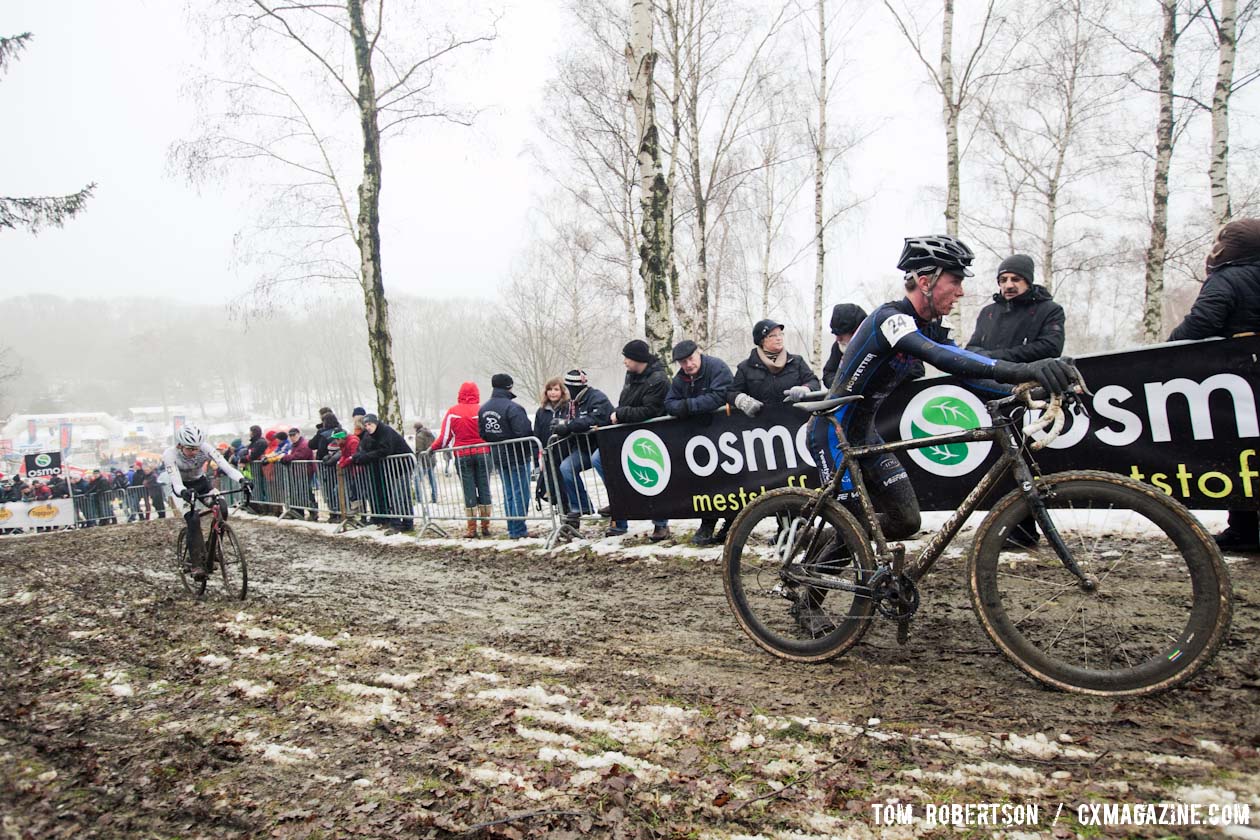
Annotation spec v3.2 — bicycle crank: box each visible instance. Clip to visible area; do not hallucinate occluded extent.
[868,569,920,621]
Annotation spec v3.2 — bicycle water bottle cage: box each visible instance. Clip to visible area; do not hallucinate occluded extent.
[793,395,863,415]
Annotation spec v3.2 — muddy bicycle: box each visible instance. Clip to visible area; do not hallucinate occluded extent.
[175,488,249,601]
[721,382,1233,697]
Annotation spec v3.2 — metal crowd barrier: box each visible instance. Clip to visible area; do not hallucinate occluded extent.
[418,437,558,542]
[541,430,611,543]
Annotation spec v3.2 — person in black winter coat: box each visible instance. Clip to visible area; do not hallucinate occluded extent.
[478,374,536,538]
[595,340,672,540]
[965,254,1066,549]
[351,414,414,532]
[553,369,614,528]
[965,254,1065,363]
[1169,218,1260,551]
[730,320,821,416]
[533,377,570,511]
[666,339,735,545]
[822,303,868,388]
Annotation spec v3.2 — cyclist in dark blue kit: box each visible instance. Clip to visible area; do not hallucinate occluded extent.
[807,234,1079,542]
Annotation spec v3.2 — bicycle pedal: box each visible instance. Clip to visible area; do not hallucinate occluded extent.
[896,619,911,646]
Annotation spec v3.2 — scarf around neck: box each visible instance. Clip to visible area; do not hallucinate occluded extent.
[757,347,786,374]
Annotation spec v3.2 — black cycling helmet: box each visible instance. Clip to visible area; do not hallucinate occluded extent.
[896,234,976,277]
[752,319,785,346]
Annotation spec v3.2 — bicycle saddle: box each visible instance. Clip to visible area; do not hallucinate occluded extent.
[793,395,863,415]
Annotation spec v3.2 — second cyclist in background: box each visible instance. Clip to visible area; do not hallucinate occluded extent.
[161,425,252,580]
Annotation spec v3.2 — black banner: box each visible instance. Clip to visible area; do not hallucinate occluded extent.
[24,451,63,479]
[598,335,1260,519]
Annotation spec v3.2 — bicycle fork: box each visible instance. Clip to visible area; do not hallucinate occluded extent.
[1009,439,1096,590]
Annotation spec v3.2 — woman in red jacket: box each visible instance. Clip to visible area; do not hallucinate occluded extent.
[432,381,492,537]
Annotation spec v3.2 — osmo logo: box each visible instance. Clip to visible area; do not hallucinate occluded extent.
[899,385,993,477]
[34,453,51,468]
[621,430,671,496]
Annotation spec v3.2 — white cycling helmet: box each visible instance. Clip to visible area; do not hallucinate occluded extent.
[176,425,205,447]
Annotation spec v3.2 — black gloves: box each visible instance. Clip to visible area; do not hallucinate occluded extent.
[996,357,1079,395]
[551,420,570,437]
[179,488,195,503]
[239,479,254,497]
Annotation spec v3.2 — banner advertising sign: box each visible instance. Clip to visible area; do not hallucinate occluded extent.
[0,499,75,528]
[173,415,186,440]
[598,335,1260,519]
[27,419,36,443]
[60,422,72,452]
[24,451,64,479]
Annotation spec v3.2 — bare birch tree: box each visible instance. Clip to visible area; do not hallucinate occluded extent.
[1201,0,1259,225]
[175,0,496,426]
[0,33,95,234]
[628,0,675,360]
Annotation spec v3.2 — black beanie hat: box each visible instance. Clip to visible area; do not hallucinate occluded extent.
[671,339,699,362]
[491,373,514,390]
[830,303,868,336]
[622,339,653,363]
[996,254,1035,283]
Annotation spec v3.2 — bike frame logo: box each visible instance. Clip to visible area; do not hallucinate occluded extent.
[621,430,671,496]
[900,385,993,477]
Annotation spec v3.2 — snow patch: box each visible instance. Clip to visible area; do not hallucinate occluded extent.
[476,685,570,707]
[231,679,273,699]
[466,763,544,799]
[198,654,231,667]
[536,746,668,781]
[255,743,316,764]
[108,684,134,698]
[474,646,581,672]
[515,726,579,746]
[290,632,337,649]
[68,629,105,640]
[375,672,424,690]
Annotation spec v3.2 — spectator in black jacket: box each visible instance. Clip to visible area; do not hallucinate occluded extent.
[965,254,1066,363]
[594,340,672,540]
[730,320,821,417]
[352,414,414,533]
[965,254,1066,549]
[822,304,868,389]
[533,377,569,511]
[666,339,735,545]
[315,411,344,522]
[479,373,535,538]
[1169,218,1260,552]
[553,369,614,529]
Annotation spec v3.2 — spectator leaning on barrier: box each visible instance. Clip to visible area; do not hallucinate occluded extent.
[595,339,672,540]
[433,381,493,539]
[533,377,570,510]
[964,254,1065,549]
[281,427,318,521]
[822,304,868,389]
[552,368,615,531]
[353,414,415,534]
[412,421,438,505]
[1169,217,1260,552]
[730,320,821,418]
[479,373,536,539]
[665,339,735,545]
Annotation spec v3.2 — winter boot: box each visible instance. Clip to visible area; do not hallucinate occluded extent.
[479,505,493,537]
[465,507,478,539]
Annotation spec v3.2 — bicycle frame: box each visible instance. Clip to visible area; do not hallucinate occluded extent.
[810,394,1071,586]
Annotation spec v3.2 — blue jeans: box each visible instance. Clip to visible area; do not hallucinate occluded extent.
[498,460,532,538]
[590,450,667,531]
[559,449,594,515]
[414,463,437,504]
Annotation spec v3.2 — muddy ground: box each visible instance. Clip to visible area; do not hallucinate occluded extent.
[2,516,1259,839]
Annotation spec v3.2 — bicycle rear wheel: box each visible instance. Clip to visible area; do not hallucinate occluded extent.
[722,488,877,663]
[968,470,1232,696]
[214,523,248,601]
[174,527,206,600]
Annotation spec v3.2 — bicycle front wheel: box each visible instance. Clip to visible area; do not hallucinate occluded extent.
[214,524,248,601]
[722,488,876,663]
[174,528,206,600]
[968,471,1232,696]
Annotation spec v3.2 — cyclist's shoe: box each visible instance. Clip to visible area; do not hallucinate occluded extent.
[789,601,836,638]
[1214,527,1260,553]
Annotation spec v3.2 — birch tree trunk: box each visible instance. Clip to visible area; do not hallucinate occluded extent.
[1210,0,1237,226]
[628,0,675,360]
[686,30,710,346]
[812,0,828,372]
[347,0,402,427]
[941,0,961,238]
[1142,0,1176,343]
